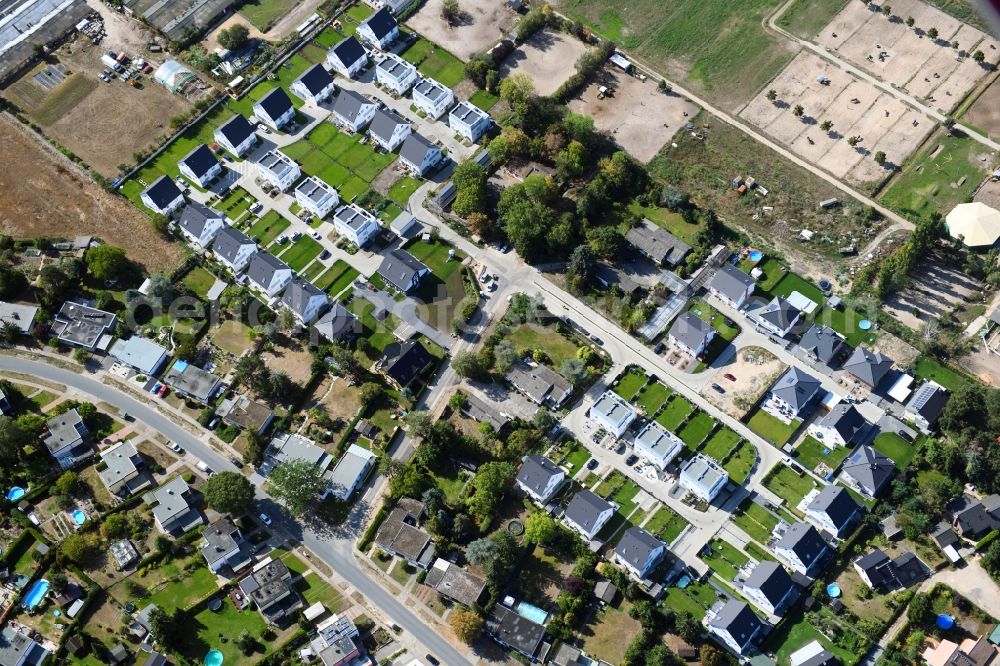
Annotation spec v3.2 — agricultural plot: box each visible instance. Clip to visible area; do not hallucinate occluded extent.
[498,29,589,97]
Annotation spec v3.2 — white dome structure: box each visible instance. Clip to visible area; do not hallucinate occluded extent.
[946,202,1000,248]
[154,60,196,94]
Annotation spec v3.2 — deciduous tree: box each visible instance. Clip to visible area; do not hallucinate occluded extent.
[203,471,255,514]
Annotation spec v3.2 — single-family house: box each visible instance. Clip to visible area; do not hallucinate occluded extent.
[399,133,442,176]
[214,114,258,157]
[449,100,490,143]
[281,279,329,325]
[97,440,152,497]
[263,432,336,477]
[43,408,91,469]
[614,526,667,580]
[313,303,361,343]
[52,300,116,351]
[0,301,38,336]
[357,8,398,49]
[176,202,226,249]
[0,625,50,666]
[201,516,251,573]
[769,366,822,419]
[563,490,614,541]
[412,77,454,119]
[330,89,376,132]
[840,445,895,498]
[326,36,368,78]
[326,444,376,501]
[145,476,203,533]
[709,264,755,309]
[668,311,716,357]
[140,175,184,216]
[773,522,829,577]
[460,393,511,433]
[290,63,336,104]
[805,485,861,538]
[930,522,962,563]
[748,296,801,338]
[854,549,929,591]
[377,339,434,389]
[162,359,223,404]
[741,561,795,616]
[368,108,411,151]
[295,176,339,219]
[708,600,765,656]
[108,335,169,375]
[375,52,418,94]
[589,390,638,438]
[377,248,429,292]
[213,226,258,273]
[625,219,691,267]
[252,87,295,131]
[842,347,894,390]
[808,403,869,448]
[505,360,573,408]
[679,454,729,503]
[425,558,487,607]
[952,495,1000,539]
[362,0,413,13]
[216,394,275,435]
[799,325,847,367]
[632,421,684,470]
[515,455,566,505]
[905,381,949,433]
[374,498,436,568]
[177,143,221,188]
[256,150,301,191]
[791,642,840,666]
[922,636,999,666]
[309,615,363,666]
[333,203,380,247]
[240,558,302,624]
[486,604,546,661]
[246,252,293,298]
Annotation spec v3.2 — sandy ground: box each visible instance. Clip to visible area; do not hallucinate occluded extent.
[0,114,185,270]
[406,0,517,62]
[740,51,931,185]
[974,178,1000,209]
[959,346,1000,386]
[699,347,786,419]
[965,76,1000,138]
[883,258,983,330]
[202,14,268,52]
[814,0,999,113]
[499,29,588,97]
[262,338,317,384]
[567,66,698,163]
[872,329,919,368]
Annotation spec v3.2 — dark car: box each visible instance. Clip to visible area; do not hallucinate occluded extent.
[653,342,666,354]
[625,454,638,466]
[724,373,737,381]
[426,656,440,666]
[586,458,599,471]
[711,383,726,394]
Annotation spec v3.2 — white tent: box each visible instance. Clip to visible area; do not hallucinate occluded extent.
[946,202,1000,248]
[154,59,195,93]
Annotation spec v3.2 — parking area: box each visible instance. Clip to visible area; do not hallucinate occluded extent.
[567,65,698,163]
[815,0,1000,113]
[405,0,518,62]
[740,51,931,185]
[499,29,588,96]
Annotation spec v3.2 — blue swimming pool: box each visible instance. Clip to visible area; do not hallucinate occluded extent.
[23,579,49,608]
[515,601,549,625]
[204,649,224,666]
[71,509,87,525]
[748,250,764,262]
[6,486,25,501]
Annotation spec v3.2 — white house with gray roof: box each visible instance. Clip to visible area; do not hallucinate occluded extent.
[214,114,258,157]
[669,311,715,357]
[108,335,169,375]
[840,445,895,498]
[331,89,376,132]
[252,87,295,131]
[290,63,336,105]
[176,202,225,248]
[449,101,490,143]
[256,150,301,191]
[632,421,683,470]
[375,52,418,95]
[708,600,766,656]
[515,455,566,505]
[140,175,184,216]
[178,144,222,188]
[263,432,335,477]
[769,366,822,419]
[280,279,329,325]
[709,264,755,309]
[680,454,728,502]
[146,476,203,533]
[741,560,795,616]
[213,226,258,273]
[294,176,339,219]
[326,444,376,500]
[163,359,223,404]
[748,296,801,338]
[563,490,614,541]
[774,522,829,577]
[412,77,454,119]
[625,219,691,267]
[614,526,666,580]
[43,408,91,469]
[368,108,411,151]
[905,381,949,433]
[246,252,293,298]
[357,8,398,49]
[52,300,116,351]
[808,403,869,448]
[842,346,894,390]
[399,133,442,176]
[326,36,368,78]
[201,516,250,573]
[589,390,638,438]
[333,204,380,247]
[98,440,151,497]
[377,248,429,293]
[805,485,861,538]
[313,303,360,342]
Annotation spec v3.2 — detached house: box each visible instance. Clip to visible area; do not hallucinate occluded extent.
[331,89,376,132]
[327,444,377,501]
[309,615,363,666]
[854,549,930,591]
[97,440,152,497]
[146,476,203,534]
[295,176,339,219]
[741,561,795,616]
[774,522,829,577]
[425,558,487,607]
[213,226,258,273]
[769,366,822,419]
[589,390,638,438]
[43,409,91,470]
[256,150,301,191]
[375,53,418,95]
[399,133,442,176]
[679,454,728,503]
[515,455,566,505]
[808,403,869,448]
[905,381,949,433]
[177,144,221,188]
[217,394,275,435]
[377,340,434,389]
[799,325,847,368]
[52,300,116,351]
[377,249,429,292]
[486,604,547,662]
[841,445,895,498]
[201,516,251,573]
[357,8,398,49]
[246,252,294,298]
[805,485,861,538]
[632,421,683,470]
[333,204,380,247]
[314,303,361,343]
[214,114,258,157]
[140,175,184,216]
[177,202,225,249]
[281,279,329,324]
[709,264,755,309]
[842,346,894,390]
[748,296,801,338]
[240,558,302,624]
[252,87,295,131]
[563,490,614,541]
[449,100,490,143]
[708,600,766,656]
[625,219,691,267]
[614,527,667,580]
[163,359,223,404]
[326,36,368,78]
[290,63,336,105]
[369,108,411,151]
[506,360,572,408]
[374,498,436,568]
[952,495,1000,539]
[669,311,715,357]
[412,77,454,119]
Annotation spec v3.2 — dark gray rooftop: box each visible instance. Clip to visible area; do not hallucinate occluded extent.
[614,526,665,571]
[710,264,755,303]
[280,279,327,318]
[247,252,291,289]
[843,346,894,387]
[770,366,821,413]
[313,302,360,341]
[807,485,860,533]
[369,108,410,143]
[799,325,846,365]
[179,143,218,179]
[516,455,563,498]
[709,600,763,650]
[332,89,374,125]
[213,226,256,265]
[842,445,895,496]
[565,490,613,533]
[178,202,222,239]
[669,311,713,351]
[743,560,793,607]
[625,219,691,266]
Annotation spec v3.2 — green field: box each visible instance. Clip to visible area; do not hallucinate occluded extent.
[643,506,689,543]
[315,260,360,296]
[722,440,756,483]
[146,567,219,612]
[747,409,800,446]
[769,272,826,309]
[560,442,592,477]
[769,608,867,666]
[279,236,323,271]
[701,428,741,460]
[775,0,850,39]
[405,238,465,279]
[763,464,817,508]
[238,0,299,31]
[732,500,779,544]
[912,356,970,393]
[176,600,269,665]
[508,323,580,366]
[635,382,671,414]
[872,432,915,469]
[677,411,716,449]
[613,369,647,400]
[795,436,851,472]
[701,538,750,581]
[388,176,421,207]
[469,88,501,112]
[662,581,718,620]
[656,395,694,431]
[248,210,291,245]
[399,36,465,87]
[181,266,217,297]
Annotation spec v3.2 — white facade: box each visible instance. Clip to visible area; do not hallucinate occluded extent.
[564,503,613,541]
[327,39,368,78]
[290,69,336,105]
[632,421,683,470]
[178,210,225,248]
[400,140,442,176]
[214,119,258,157]
[140,177,184,216]
[679,454,728,503]
[257,150,302,191]
[449,101,491,143]
[375,53,418,95]
[333,204,381,247]
[178,153,221,188]
[369,113,411,151]
[412,77,454,119]
[357,13,399,49]
[588,391,637,438]
[294,176,340,219]
[252,101,294,132]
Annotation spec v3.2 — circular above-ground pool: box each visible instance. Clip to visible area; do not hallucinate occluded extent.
[748,250,764,262]
[207,597,222,612]
[826,583,842,598]
[507,520,524,537]
[7,487,25,501]
[937,614,955,630]
[205,649,224,666]
[70,509,87,526]
[858,319,873,330]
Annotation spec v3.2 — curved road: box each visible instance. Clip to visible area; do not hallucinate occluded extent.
[0,356,472,666]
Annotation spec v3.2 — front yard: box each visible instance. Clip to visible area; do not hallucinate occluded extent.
[747,408,800,446]
[762,465,818,509]
[507,322,581,367]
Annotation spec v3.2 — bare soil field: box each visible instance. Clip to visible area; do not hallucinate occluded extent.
[883,257,983,329]
[567,66,698,163]
[964,76,1000,138]
[815,0,999,113]
[974,178,1000,210]
[740,51,932,186]
[262,337,316,384]
[700,347,786,419]
[406,0,517,62]
[0,115,185,270]
[307,375,362,425]
[499,29,588,97]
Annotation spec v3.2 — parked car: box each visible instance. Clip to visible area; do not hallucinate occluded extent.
[711,383,725,394]
[723,373,737,381]
[653,342,666,354]
[151,383,163,395]
[169,442,183,453]
[625,454,638,466]
[311,231,321,240]
[156,385,169,398]
[426,656,440,666]
[291,231,303,241]
[257,124,271,134]
[319,250,331,260]
[586,458,599,471]
[259,513,273,526]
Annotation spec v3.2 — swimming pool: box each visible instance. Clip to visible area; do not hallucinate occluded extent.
[204,649,224,666]
[23,579,49,608]
[70,509,87,525]
[515,601,549,625]
[6,486,25,501]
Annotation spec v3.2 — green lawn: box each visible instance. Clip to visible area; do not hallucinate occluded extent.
[722,440,756,484]
[314,260,360,296]
[689,300,740,341]
[769,608,866,666]
[795,436,851,473]
[611,480,642,517]
[770,272,825,310]
[400,37,465,87]
[248,211,291,245]
[176,598,269,665]
[702,538,750,581]
[912,356,970,393]
[813,303,871,348]
[238,0,299,30]
[431,470,471,504]
[613,369,647,400]
[747,409,800,446]
[508,323,580,367]
[560,443,591,477]
[872,432,914,469]
[732,500,780,544]
[635,382,671,414]
[701,427,741,460]
[656,396,694,432]
[295,574,344,611]
[775,0,850,38]
[750,257,787,292]
[677,411,716,449]
[643,506,689,543]
[662,581,718,620]
[388,176,421,207]
[628,202,701,245]
[469,88,500,111]
[763,464,817,508]
[285,123,396,196]
[146,567,219,612]
[278,236,323,271]
[181,267,216,298]
[405,238,465,279]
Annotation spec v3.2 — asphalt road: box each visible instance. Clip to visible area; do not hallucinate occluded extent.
[0,356,473,666]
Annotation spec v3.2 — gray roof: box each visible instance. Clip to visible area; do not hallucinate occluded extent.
[799,325,846,365]
[450,100,488,126]
[817,403,868,444]
[257,150,298,179]
[0,301,38,334]
[314,302,360,341]
[424,558,487,606]
[614,526,665,571]
[217,394,273,432]
[752,296,801,331]
[516,455,563,498]
[53,300,116,348]
[807,485,860,533]
[202,516,242,566]
[486,604,546,658]
[776,522,828,568]
[369,108,410,143]
[771,366,821,414]
[930,522,960,548]
[0,627,48,666]
[669,312,713,350]
[709,600,763,650]
[855,549,928,589]
[461,393,510,431]
[254,87,293,121]
[179,143,218,179]
[634,421,683,462]
[246,252,291,289]
[327,444,376,499]
[506,361,571,403]
[97,440,141,487]
[710,264,755,302]
[43,408,88,453]
[906,382,949,424]
[625,219,691,265]
[842,445,895,496]
[399,132,438,166]
[295,176,337,208]
[266,432,334,471]
[294,63,334,96]
[280,279,328,318]
[148,476,195,527]
[377,248,428,291]
[163,360,222,403]
[743,560,793,607]
[842,347,894,387]
[375,504,435,565]
[376,53,415,82]
[213,226,256,265]
[414,77,449,102]
[109,335,169,374]
[565,490,613,533]
[178,202,223,240]
[334,204,378,234]
[379,339,433,386]
[332,89,374,124]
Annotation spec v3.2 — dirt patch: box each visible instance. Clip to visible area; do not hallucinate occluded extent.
[0,114,185,270]
[700,346,787,419]
[883,257,983,330]
[406,0,517,62]
[499,29,588,97]
[567,66,698,163]
[261,337,316,384]
[965,76,1000,138]
[973,177,1000,209]
[136,438,179,470]
[307,374,362,425]
[202,14,267,52]
[872,329,919,368]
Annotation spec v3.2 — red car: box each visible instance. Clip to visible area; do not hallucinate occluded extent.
[156,385,169,398]
[723,373,737,381]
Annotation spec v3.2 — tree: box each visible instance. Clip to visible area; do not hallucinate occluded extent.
[874,150,887,165]
[493,339,519,373]
[523,511,557,544]
[820,119,833,132]
[203,471,255,514]
[0,264,27,300]
[974,50,986,63]
[660,186,690,211]
[563,113,595,143]
[792,104,805,118]
[236,630,259,655]
[927,26,938,39]
[906,15,914,27]
[566,245,596,293]
[268,459,327,517]
[555,140,589,179]
[449,608,484,643]
[55,470,78,496]
[218,23,250,50]
[908,591,933,623]
[982,539,1000,578]
[327,344,365,382]
[499,73,535,107]
[85,245,130,282]
[951,40,959,49]
[560,357,589,386]
[452,162,489,218]
[278,307,297,332]
[497,175,558,262]
[881,4,891,16]
[405,410,434,439]
[441,0,460,23]
[452,350,490,379]
[586,226,623,260]
[467,461,515,523]
[101,512,130,540]
[148,607,186,649]
[700,645,728,666]
[448,391,468,412]
[0,320,20,344]
[60,534,98,565]
[531,408,556,433]
[0,415,36,461]
[766,89,777,102]
[847,135,861,146]
[466,537,499,566]
[358,382,383,408]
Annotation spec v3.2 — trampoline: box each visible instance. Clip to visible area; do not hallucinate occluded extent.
[859,320,873,330]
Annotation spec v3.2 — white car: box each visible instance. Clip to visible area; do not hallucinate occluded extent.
[169,442,183,453]
[259,513,273,526]
[311,230,321,240]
